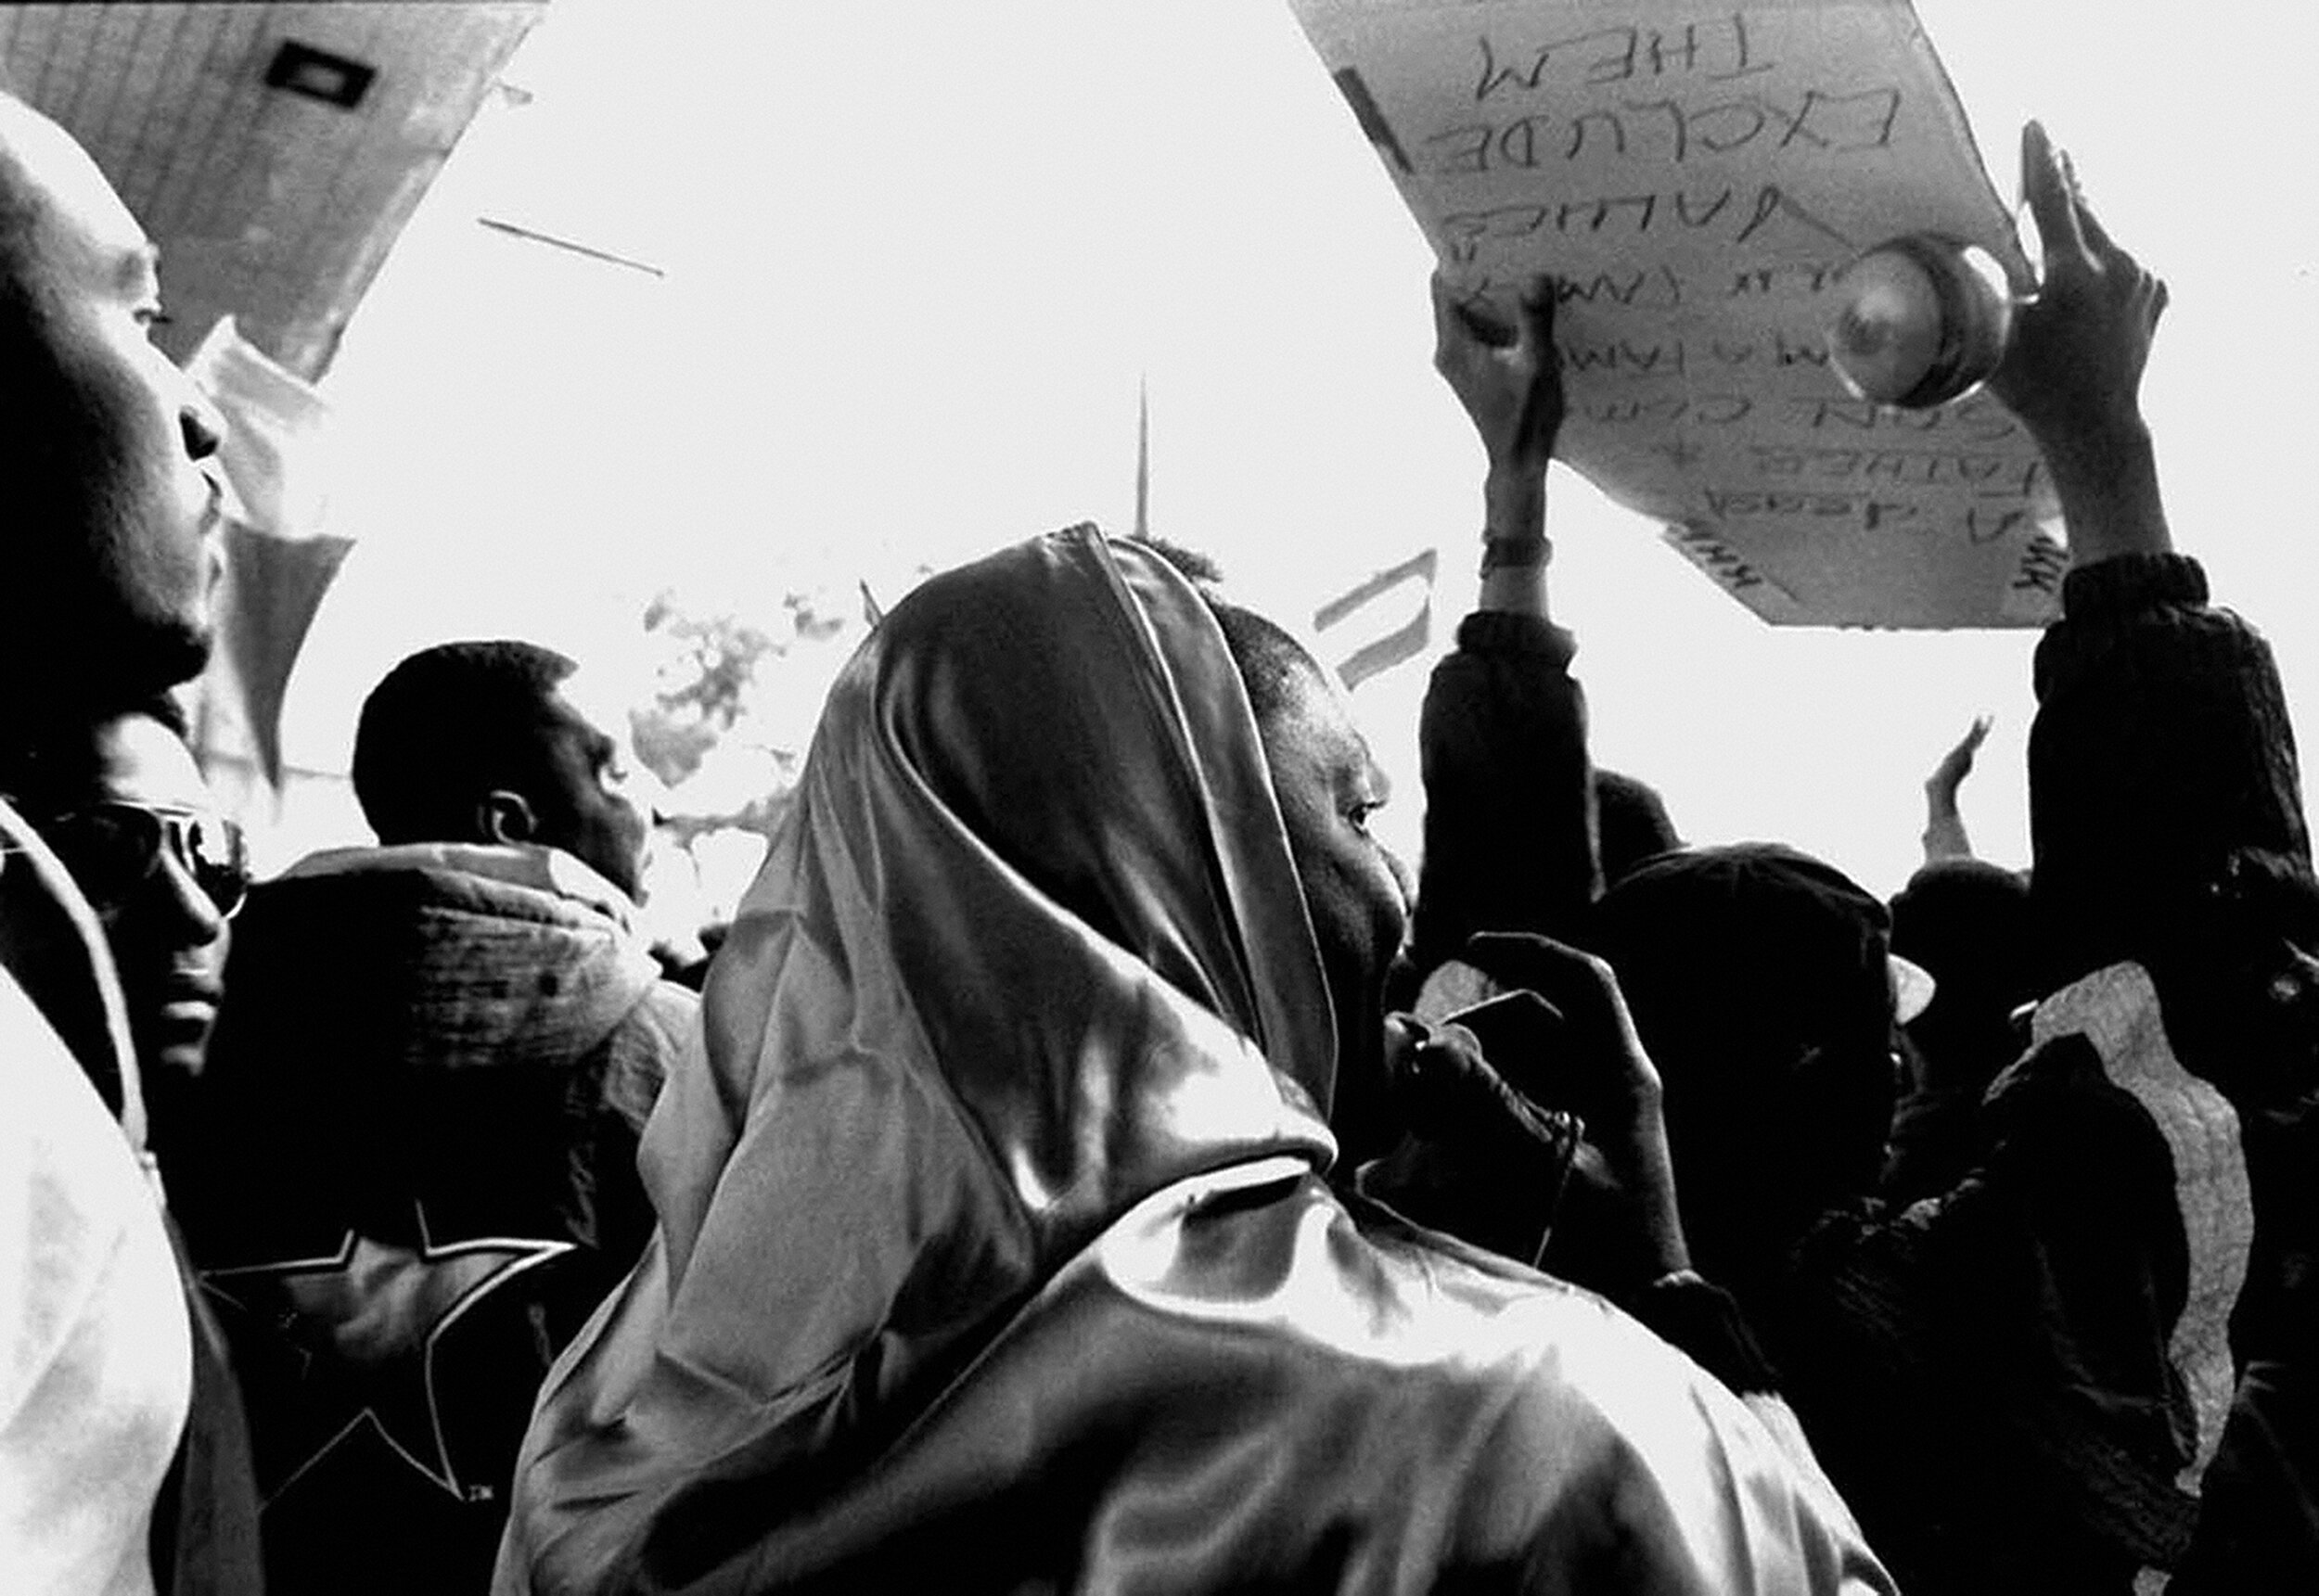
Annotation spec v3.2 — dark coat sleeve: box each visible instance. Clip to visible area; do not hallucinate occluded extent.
[2029,554,2319,1585]
[2029,553,2313,987]
[1776,1037,2200,1591]
[1405,611,1597,982]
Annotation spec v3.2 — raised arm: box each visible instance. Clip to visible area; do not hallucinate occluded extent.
[1988,121,2172,566]
[1991,133,2318,1588]
[1921,714,1991,864]
[1989,124,2311,1015]
[1365,935,1807,1454]
[1429,275,1564,616]
[1405,275,1599,979]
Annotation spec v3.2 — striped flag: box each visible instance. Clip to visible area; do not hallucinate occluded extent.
[1131,384,1434,690]
[1314,548,1439,689]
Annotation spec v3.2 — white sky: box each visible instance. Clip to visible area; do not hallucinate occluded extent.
[281,0,2319,900]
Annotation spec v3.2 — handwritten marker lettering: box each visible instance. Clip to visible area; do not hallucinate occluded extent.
[2011,536,2069,594]
[1293,0,2056,624]
[1474,15,1774,102]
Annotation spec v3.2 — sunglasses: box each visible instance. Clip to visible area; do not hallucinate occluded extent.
[43,801,251,921]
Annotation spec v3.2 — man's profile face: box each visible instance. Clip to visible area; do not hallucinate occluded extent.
[41,712,240,1084]
[1253,647,1413,1164]
[533,670,653,903]
[0,96,226,707]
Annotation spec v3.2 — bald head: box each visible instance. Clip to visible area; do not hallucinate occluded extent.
[0,106,43,283]
[0,92,226,733]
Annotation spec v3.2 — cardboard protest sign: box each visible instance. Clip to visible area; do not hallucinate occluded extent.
[1289,0,2065,628]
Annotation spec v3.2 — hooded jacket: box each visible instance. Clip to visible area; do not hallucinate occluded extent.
[495,528,1892,1595]
[1,798,192,1596]
[172,841,694,1595]
[0,792,262,1596]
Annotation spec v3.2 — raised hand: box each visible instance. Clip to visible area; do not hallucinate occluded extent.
[1929,714,1991,794]
[1430,272,1566,608]
[1429,273,1565,480]
[1376,933,1692,1296]
[1989,121,2172,559]
[1375,1002,1582,1266]
[1923,715,1992,862]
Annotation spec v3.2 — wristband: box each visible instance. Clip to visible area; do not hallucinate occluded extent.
[1480,535,1551,575]
[1641,1267,1709,1294]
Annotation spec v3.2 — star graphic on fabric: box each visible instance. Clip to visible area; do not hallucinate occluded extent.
[205,1204,573,1502]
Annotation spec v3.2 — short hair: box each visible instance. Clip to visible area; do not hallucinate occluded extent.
[1205,600,1311,734]
[1129,534,1310,731]
[1132,533,1225,585]
[352,640,577,844]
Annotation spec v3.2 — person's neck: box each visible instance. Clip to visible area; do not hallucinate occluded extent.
[0,677,126,733]
[0,694,108,802]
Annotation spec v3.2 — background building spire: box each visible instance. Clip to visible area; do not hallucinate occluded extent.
[1133,376,1150,542]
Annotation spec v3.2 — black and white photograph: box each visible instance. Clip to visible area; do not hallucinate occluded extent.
[1,2,2313,1591]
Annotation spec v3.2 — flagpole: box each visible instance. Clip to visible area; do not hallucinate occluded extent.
[1133,376,1150,542]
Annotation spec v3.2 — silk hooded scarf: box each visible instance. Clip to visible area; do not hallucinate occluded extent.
[498,529,1894,1595]
[502,530,1338,1575]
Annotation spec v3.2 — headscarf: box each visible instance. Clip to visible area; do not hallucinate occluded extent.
[501,527,1339,1584]
[500,530,1902,1596]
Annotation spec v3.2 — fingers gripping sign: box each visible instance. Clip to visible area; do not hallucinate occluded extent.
[1432,273,1566,609]
[1429,273,1566,479]
[1992,121,2171,462]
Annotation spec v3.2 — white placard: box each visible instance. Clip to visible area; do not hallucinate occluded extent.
[1289,0,2063,627]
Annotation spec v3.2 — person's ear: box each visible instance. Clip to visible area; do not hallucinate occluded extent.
[476,790,537,847]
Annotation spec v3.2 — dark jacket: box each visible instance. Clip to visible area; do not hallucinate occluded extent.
[1410,555,2319,1590]
[1768,962,2249,1593]
[173,843,693,1596]
[2029,555,2319,1590]
[1406,610,1597,979]
[496,529,1892,1596]
[0,792,266,1596]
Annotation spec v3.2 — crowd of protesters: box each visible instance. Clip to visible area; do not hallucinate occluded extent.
[2,75,2313,1596]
